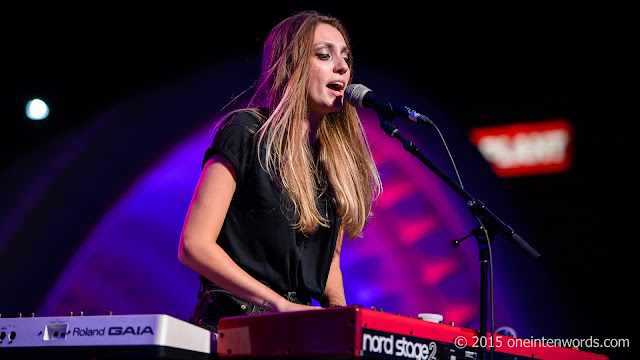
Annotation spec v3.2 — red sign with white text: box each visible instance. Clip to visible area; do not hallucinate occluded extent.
[469,120,572,177]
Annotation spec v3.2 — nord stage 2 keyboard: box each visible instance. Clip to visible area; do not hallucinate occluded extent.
[217,305,609,360]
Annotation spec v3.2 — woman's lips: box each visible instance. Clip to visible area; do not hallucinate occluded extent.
[327,81,345,96]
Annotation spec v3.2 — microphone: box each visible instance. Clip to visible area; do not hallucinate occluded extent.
[344,84,433,126]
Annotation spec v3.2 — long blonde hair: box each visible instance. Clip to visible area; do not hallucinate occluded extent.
[229,11,381,238]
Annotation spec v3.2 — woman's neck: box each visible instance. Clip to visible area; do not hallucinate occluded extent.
[306,112,323,144]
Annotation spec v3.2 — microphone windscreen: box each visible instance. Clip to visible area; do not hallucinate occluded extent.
[344,84,371,108]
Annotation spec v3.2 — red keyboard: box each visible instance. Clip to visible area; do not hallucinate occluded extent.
[217,305,609,360]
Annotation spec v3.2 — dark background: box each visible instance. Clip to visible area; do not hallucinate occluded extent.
[2,1,635,358]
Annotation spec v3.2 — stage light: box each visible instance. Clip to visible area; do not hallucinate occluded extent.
[26,98,50,120]
[469,119,573,177]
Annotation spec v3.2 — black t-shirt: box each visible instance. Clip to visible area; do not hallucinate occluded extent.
[202,109,341,301]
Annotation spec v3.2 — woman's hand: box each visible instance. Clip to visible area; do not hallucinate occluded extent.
[274,300,319,312]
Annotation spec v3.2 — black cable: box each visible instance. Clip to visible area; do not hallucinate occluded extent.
[432,122,495,360]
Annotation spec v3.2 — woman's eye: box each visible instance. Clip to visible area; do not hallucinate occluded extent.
[316,53,331,60]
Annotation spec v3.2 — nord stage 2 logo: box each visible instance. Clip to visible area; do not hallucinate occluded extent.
[361,328,439,360]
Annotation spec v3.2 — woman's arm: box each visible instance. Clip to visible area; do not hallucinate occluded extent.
[178,154,313,312]
[320,225,347,307]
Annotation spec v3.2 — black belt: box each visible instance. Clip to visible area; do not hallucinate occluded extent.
[199,278,311,305]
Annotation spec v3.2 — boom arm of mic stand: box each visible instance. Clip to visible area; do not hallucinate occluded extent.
[377,113,541,261]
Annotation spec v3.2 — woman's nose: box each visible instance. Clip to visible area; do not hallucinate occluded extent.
[334,57,349,74]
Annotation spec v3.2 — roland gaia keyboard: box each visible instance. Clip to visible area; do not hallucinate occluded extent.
[0,313,212,359]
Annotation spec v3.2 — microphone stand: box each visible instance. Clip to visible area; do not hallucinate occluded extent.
[375,112,541,360]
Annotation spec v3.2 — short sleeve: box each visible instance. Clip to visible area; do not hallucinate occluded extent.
[202,111,263,186]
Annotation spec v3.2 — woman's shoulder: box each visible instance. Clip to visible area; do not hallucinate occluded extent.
[203,108,269,169]
[221,107,268,133]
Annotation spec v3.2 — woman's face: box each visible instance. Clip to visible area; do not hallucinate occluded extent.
[307,23,351,120]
